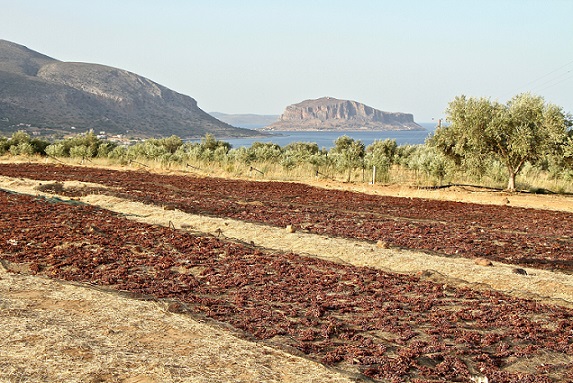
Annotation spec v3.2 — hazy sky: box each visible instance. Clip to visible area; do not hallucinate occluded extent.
[2,0,572,122]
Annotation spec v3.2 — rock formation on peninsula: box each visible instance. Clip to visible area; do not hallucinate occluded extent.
[264,97,423,131]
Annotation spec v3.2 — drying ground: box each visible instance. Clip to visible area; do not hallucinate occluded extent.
[1,160,573,383]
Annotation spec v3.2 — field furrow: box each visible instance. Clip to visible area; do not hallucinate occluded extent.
[2,163,573,382]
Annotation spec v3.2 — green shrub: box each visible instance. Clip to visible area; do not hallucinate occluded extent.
[9,142,35,156]
[45,143,66,157]
[69,145,91,158]
[365,139,398,182]
[329,136,365,182]
[0,137,9,155]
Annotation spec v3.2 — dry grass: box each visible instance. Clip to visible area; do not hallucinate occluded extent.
[8,155,573,213]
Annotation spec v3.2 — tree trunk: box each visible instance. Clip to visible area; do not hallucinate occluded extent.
[507,169,517,191]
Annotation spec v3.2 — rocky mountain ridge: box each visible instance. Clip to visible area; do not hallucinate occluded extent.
[0,39,257,139]
[265,97,423,131]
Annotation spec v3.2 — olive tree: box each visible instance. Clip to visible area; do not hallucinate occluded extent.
[249,142,283,162]
[330,135,365,182]
[430,93,571,191]
[197,134,231,161]
[45,131,104,158]
[0,137,8,155]
[365,138,398,182]
[281,142,320,169]
[6,131,50,155]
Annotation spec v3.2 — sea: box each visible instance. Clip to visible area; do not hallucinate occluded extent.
[223,122,437,150]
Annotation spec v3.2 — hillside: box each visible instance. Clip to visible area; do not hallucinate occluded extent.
[265,97,424,131]
[0,40,258,139]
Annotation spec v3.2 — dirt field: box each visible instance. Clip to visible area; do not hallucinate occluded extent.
[2,160,573,382]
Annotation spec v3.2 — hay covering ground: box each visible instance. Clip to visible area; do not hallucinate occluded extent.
[2,172,573,382]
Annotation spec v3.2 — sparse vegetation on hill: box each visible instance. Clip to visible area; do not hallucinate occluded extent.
[0,39,259,139]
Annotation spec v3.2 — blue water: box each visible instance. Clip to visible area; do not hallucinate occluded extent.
[224,123,436,149]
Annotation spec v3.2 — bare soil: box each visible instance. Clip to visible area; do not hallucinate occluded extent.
[1,160,573,382]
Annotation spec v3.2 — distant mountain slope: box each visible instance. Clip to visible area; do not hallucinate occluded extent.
[0,40,258,139]
[265,97,424,131]
[210,112,279,129]
[0,39,56,76]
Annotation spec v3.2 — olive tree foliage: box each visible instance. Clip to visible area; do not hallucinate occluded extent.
[126,135,183,162]
[160,135,184,154]
[0,137,8,155]
[365,139,398,182]
[399,144,451,184]
[280,142,323,170]
[329,135,365,182]
[200,134,230,151]
[542,136,573,183]
[45,131,115,158]
[231,142,283,165]
[194,134,231,162]
[4,131,50,155]
[152,134,232,163]
[8,131,35,156]
[430,93,572,191]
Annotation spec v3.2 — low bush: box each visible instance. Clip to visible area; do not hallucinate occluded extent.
[3,131,573,193]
